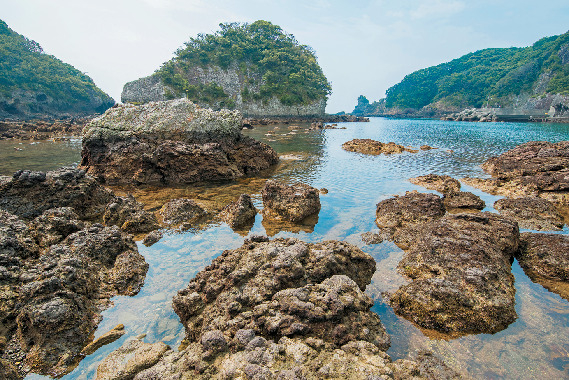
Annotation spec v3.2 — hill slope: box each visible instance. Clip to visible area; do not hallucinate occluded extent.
[0,19,114,120]
[355,31,569,117]
[122,21,331,117]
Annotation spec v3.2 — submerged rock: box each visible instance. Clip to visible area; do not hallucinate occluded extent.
[390,212,519,336]
[261,180,321,222]
[465,141,569,205]
[79,99,279,185]
[409,174,461,194]
[494,197,564,231]
[0,209,148,377]
[342,139,418,155]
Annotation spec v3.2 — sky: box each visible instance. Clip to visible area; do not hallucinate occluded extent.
[1,0,569,113]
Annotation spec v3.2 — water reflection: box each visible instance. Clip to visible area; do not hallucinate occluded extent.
[16,118,569,379]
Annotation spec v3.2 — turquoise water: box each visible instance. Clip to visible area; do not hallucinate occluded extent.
[12,118,569,379]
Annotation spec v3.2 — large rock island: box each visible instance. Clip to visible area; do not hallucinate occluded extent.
[79,99,279,185]
[122,20,331,117]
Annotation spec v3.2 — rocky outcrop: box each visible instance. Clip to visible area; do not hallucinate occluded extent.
[375,191,445,229]
[160,198,208,227]
[342,139,419,155]
[409,174,461,194]
[0,167,157,234]
[0,209,148,378]
[261,180,321,222]
[390,212,519,336]
[518,233,569,300]
[79,99,279,185]
[0,119,86,140]
[494,197,564,231]
[463,141,569,205]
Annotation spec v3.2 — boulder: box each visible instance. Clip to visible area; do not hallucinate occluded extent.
[409,174,461,194]
[79,99,279,185]
[160,198,207,226]
[219,194,257,229]
[390,212,519,336]
[342,139,418,155]
[375,191,445,228]
[102,195,159,234]
[494,197,564,231]
[261,180,321,222]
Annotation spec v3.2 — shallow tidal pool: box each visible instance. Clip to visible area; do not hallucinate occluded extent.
[7,117,569,379]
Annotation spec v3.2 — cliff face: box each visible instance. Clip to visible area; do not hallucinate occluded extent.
[0,20,114,120]
[122,65,326,117]
[122,21,330,117]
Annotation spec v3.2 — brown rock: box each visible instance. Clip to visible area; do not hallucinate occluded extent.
[390,212,519,336]
[219,194,257,229]
[518,233,569,281]
[81,324,126,356]
[102,195,159,233]
[160,198,207,226]
[261,180,321,222]
[443,191,485,211]
[342,139,418,155]
[409,174,461,194]
[494,197,564,231]
[375,191,445,228]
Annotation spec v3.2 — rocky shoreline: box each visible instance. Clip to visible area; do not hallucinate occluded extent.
[0,119,88,140]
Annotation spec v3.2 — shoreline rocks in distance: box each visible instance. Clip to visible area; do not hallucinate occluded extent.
[79,99,279,186]
[342,139,426,155]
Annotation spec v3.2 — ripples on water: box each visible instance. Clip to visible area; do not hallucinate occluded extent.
[9,118,569,379]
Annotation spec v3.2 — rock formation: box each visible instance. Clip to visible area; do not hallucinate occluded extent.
[463,141,569,205]
[261,180,321,223]
[79,99,279,186]
[342,139,419,155]
[442,191,485,211]
[409,174,461,194]
[375,191,446,229]
[494,197,564,231]
[0,210,147,378]
[219,194,257,229]
[160,198,208,226]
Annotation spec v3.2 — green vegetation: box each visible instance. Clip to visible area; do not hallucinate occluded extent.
[0,19,113,109]
[385,31,569,109]
[156,20,331,108]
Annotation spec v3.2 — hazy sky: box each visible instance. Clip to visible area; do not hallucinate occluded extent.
[2,0,568,113]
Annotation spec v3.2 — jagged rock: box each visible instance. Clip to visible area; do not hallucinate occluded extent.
[409,174,461,194]
[0,167,114,221]
[79,99,279,185]
[0,209,148,378]
[102,195,159,234]
[466,141,569,205]
[81,324,126,356]
[160,198,207,226]
[142,230,163,247]
[494,197,564,231]
[261,180,321,222]
[95,338,170,380]
[518,233,569,281]
[219,194,257,228]
[443,191,485,211]
[391,351,464,379]
[342,139,418,155]
[390,212,519,336]
[375,191,445,228]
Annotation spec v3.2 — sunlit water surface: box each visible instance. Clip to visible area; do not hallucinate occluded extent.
[5,118,569,379]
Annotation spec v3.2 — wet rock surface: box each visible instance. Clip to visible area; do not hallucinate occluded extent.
[0,209,148,378]
[79,99,279,185]
[465,141,569,205]
[342,139,419,155]
[390,212,520,336]
[518,233,569,282]
[409,174,461,194]
[494,197,564,231]
[262,180,321,222]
